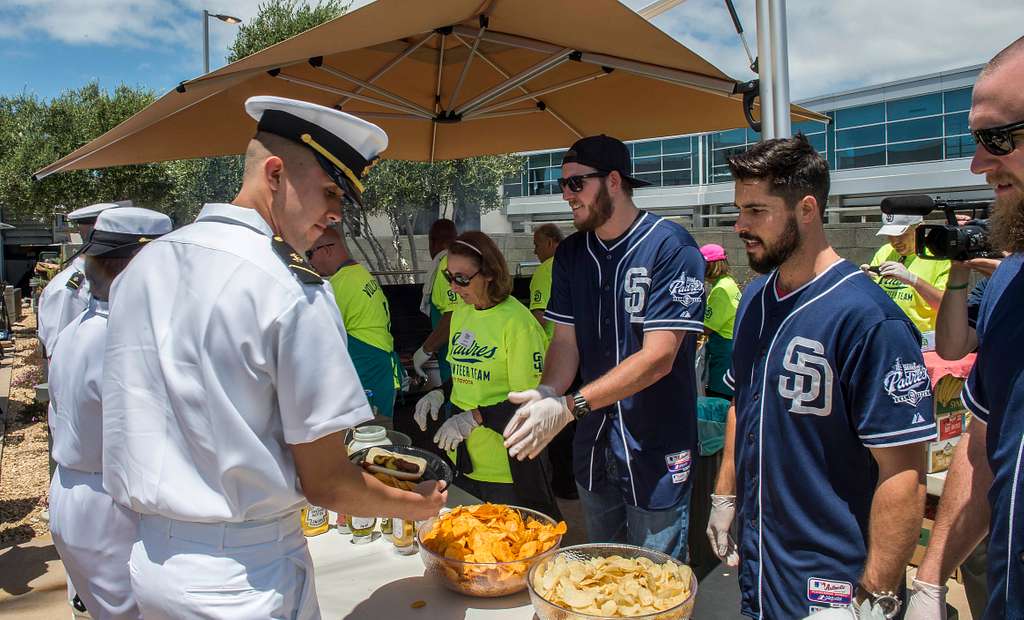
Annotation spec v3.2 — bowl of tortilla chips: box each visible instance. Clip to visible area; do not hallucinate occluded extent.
[417,503,567,597]
[527,543,697,619]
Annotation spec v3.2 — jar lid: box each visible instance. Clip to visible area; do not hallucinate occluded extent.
[352,425,387,441]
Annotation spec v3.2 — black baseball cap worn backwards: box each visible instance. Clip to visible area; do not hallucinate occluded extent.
[562,134,651,188]
[244,96,388,208]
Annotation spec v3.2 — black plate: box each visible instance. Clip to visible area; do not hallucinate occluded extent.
[348,444,453,492]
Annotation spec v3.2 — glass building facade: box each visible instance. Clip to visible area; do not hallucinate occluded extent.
[503,85,975,198]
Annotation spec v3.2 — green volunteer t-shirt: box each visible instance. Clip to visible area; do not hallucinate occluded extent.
[529,257,555,343]
[869,244,950,333]
[447,296,546,484]
[704,275,741,340]
[430,254,461,318]
[329,263,394,353]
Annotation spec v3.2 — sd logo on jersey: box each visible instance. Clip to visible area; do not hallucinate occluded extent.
[778,337,834,416]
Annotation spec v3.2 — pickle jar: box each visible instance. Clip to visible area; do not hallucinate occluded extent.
[347,514,377,544]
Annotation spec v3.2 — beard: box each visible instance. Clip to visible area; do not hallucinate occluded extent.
[742,212,801,274]
[572,181,614,232]
[988,192,1024,254]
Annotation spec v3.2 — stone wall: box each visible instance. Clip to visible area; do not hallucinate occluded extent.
[346,221,884,286]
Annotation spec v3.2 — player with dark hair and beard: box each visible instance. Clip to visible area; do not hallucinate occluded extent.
[709,134,936,619]
[908,36,1024,620]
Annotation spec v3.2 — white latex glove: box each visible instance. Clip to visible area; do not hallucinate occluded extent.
[412,346,432,379]
[414,389,444,431]
[904,578,947,620]
[506,385,558,409]
[706,494,739,567]
[502,393,572,460]
[433,410,479,452]
[878,260,918,286]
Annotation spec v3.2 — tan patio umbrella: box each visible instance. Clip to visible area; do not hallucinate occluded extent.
[33,0,824,180]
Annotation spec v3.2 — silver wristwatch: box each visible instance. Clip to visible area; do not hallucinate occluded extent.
[856,588,901,618]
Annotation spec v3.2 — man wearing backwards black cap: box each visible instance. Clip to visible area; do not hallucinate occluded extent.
[36,201,122,356]
[503,135,706,561]
[101,96,445,619]
[48,207,171,620]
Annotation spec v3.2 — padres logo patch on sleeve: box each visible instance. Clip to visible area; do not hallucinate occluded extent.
[66,271,85,290]
[271,236,322,285]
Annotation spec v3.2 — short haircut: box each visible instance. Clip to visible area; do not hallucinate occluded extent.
[981,35,1024,77]
[727,133,830,216]
[448,231,513,303]
[534,223,564,244]
[430,218,457,245]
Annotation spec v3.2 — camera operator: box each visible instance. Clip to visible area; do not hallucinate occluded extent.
[863,214,949,335]
[907,36,1024,619]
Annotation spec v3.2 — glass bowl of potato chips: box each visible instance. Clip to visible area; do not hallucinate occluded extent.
[417,503,567,597]
[527,544,697,619]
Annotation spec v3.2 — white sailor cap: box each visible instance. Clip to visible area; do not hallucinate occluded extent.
[877,213,923,236]
[66,202,121,223]
[83,207,173,258]
[244,95,388,208]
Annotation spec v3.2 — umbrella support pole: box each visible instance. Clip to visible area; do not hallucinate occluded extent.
[315,61,434,117]
[454,48,574,117]
[274,73,434,119]
[465,70,610,118]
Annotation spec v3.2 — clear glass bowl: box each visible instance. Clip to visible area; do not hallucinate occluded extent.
[527,543,698,619]
[416,505,563,597]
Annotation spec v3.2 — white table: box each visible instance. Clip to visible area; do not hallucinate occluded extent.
[309,486,537,619]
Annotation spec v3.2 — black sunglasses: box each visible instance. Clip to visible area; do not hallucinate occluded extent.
[305,242,336,260]
[443,269,479,287]
[556,171,609,193]
[972,119,1024,156]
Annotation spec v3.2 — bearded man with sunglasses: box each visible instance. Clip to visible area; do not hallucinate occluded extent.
[502,135,706,561]
[907,37,1024,620]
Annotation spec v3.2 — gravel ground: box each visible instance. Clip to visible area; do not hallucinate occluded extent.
[0,305,51,548]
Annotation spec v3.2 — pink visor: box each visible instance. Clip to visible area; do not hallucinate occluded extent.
[700,243,727,262]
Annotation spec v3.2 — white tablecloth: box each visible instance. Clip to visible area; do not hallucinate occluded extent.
[309,486,537,619]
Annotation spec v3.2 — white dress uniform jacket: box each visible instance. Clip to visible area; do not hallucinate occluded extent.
[48,298,140,620]
[102,203,372,619]
[37,256,90,354]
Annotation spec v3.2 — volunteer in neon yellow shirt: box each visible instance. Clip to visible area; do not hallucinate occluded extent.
[308,228,402,417]
[700,244,741,400]
[413,231,561,520]
[865,214,949,334]
[530,223,563,344]
[413,219,461,383]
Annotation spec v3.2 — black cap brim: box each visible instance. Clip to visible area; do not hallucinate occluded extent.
[83,230,160,258]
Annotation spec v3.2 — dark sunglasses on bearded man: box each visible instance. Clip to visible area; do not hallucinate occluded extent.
[972,119,1024,156]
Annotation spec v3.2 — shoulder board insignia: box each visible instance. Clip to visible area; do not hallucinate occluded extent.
[66,271,85,290]
[271,236,323,285]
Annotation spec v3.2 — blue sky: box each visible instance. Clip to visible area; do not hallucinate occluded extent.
[1,0,1022,102]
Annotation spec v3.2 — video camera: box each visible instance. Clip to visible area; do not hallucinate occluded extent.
[879,194,998,261]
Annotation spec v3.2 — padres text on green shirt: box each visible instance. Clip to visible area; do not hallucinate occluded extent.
[869,244,950,333]
[447,296,546,484]
[529,257,555,343]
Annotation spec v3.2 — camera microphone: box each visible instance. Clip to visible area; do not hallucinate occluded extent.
[880,195,936,216]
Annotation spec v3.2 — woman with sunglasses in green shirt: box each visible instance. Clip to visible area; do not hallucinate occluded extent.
[413,231,562,520]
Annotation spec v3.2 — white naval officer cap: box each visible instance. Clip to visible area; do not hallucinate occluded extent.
[83,207,173,258]
[877,213,923,236]
[66,202,122,223]
[244,95,388,208]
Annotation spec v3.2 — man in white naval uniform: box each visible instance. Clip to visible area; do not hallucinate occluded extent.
[37,202,121,356]
[49,207,173,620]
[101,96,446,619]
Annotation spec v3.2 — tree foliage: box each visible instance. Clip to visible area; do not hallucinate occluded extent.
[227,0,352,63]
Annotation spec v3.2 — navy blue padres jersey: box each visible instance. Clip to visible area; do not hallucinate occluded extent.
[545,212,705,510]
[961,253,1024,619]
[725,259,936,618]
